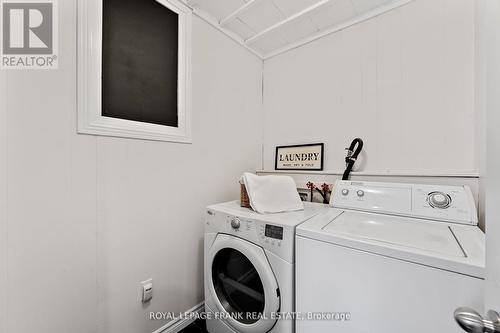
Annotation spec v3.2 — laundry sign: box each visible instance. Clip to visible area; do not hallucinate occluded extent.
[275,143,324,171]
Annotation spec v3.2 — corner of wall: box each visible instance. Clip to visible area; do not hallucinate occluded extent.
[0,66,7,333]
[474,0,487,229]
[259,58,265,171]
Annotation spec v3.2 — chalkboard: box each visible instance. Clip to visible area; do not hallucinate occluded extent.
[102,0,179,127]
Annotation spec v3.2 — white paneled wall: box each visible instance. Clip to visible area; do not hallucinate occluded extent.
[96,18,262,332]
[480,0,500,310]
[3,1,97,331]
[0,59,7,333]
[262,0,476,175]
[0,2,262,333]
[0,1,482,333]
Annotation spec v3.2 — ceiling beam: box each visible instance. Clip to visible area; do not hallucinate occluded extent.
[220,0,261,26]
[263,0,415,59]
[245,0,330,45]
[192,7,264,59]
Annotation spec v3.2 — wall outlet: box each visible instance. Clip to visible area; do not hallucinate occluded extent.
[141,278,153,303]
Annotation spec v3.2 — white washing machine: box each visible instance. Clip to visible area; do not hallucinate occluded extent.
[296,181,485,333]
[205,201,326,333]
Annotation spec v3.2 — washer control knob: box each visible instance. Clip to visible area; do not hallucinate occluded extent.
[428,192,452,209]
[341,189,349,196]
[357,190,365,197]
[230,217,241,229]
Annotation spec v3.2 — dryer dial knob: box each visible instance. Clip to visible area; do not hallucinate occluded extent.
[230,218,241,229]
[428,192,452,209]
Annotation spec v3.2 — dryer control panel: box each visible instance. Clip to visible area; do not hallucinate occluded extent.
[206,201,326,262]
[331,181,478,225]
[211,214,294,262]
[205,206,297,263]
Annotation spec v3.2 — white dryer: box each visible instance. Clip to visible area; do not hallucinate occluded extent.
[205,201,326,333]
[296,181,485,333]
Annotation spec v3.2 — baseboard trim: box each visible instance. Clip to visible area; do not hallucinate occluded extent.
[152,302,205,333]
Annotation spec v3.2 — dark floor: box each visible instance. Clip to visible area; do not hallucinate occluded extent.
[179,319,208,333]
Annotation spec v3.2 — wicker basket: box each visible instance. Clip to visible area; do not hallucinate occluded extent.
[240,184,251,208]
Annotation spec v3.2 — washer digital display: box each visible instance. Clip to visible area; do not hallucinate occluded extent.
[265,225,283,240]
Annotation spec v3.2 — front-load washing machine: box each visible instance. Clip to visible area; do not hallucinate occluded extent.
[296,180,485,333]
[204,201,326,333]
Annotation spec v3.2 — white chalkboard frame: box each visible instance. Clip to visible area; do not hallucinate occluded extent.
[77,0,192,143]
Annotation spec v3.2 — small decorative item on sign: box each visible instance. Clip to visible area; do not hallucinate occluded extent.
[275,143,324,171]
[306,182,332,204]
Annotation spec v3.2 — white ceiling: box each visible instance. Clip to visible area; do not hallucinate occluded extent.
[184,0,415,59]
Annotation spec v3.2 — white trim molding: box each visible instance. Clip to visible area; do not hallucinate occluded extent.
[152,302,205,333]
[256,170,480,178]
[77,0,192,143]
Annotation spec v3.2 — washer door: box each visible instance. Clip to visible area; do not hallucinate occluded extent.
[207,234,280,333]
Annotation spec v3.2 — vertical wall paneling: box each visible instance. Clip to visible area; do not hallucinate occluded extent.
[1,0,482,331]
[4,0,98,332]
[2,3,262,333]
[475,0,487,231]
[94,17,263,333]
[262,0,476,175]
[0,57,8,333]
[483,0,500,311]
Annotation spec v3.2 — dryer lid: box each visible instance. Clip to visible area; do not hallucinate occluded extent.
[323,211,465,257]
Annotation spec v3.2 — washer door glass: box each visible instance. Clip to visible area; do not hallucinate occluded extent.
[212,248,265,324]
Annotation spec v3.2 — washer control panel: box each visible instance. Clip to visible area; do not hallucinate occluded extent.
[427,191,452,209]
[332,181,477,225]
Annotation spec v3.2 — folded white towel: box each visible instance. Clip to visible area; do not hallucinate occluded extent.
[241,172,304,214]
